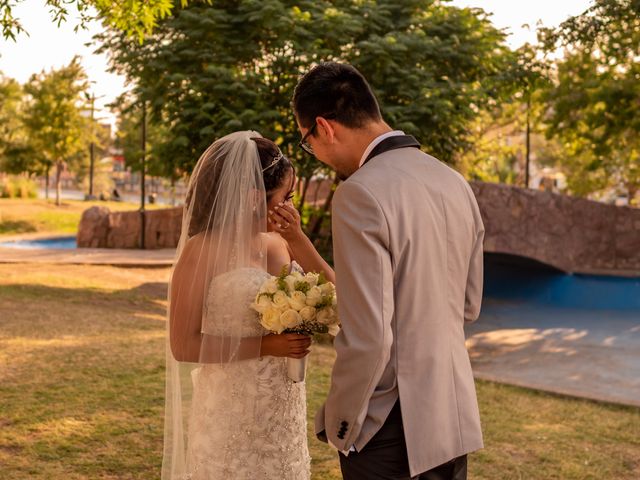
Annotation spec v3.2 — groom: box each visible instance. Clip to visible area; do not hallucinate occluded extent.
[292,62,484,479]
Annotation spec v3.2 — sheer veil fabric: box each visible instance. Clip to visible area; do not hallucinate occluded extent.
[162,131,269,479]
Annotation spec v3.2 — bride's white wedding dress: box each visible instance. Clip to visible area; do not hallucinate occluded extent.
[184,263,311,480]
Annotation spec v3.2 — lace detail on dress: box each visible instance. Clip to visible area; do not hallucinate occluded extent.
[184,266,310,480]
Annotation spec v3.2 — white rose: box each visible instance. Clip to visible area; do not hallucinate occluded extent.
[306,286,322,307]
[262,278,278,294]
[273,291,290,310]
[328,306,340,325]
[319,282,335,297]
[328,324,341,337]
[299,306,316,322]
[317,307,332,325]
[280,309,303,330]
[262,307,285,333]
[291,270,305,282]
[252,295,273,314]
[289,291,307,311]
[304,273,318,287]
[284,275,297,293]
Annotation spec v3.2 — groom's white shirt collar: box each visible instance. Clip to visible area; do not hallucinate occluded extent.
[358,130,405,168]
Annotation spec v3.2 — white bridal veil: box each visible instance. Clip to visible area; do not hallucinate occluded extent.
[162,131,269,479]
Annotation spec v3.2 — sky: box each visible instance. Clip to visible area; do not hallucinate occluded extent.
[0,0,593,129]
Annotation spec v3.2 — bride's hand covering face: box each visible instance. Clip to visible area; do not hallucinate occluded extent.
[250,137,297,234]
[269,201,303,241]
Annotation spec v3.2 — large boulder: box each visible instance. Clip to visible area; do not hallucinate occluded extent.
[76,206,110,248]
[77,206,183,249]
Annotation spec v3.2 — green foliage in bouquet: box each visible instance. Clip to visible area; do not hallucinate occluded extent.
[294,281,311,294]
[277,265,289,292]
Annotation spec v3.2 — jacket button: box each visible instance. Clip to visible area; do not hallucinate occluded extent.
[341,421,348,427]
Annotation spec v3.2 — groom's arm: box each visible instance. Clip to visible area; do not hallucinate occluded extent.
[323,180,394,451]
[464,186,485,323]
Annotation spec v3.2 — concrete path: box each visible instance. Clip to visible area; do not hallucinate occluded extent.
[466,299,640,408]
[0,245,175,267]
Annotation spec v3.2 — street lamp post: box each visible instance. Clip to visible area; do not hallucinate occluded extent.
[83,88,102,200]
[525,92,531,189]
[88,92,95,198]
[140,100,147,249]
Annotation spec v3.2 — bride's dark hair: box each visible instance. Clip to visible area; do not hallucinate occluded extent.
[251,137,294,201]
[186,135,293,237]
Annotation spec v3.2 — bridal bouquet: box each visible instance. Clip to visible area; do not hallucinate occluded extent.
[251,267,339,382]
[251,267,340,337]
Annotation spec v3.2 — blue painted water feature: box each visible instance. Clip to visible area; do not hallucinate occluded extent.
[484,253,640,311]
[0,236,77,250]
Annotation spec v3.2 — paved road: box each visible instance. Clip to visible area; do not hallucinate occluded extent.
[466,299,640,407]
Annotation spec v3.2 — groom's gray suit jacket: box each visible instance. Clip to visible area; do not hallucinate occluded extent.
[315,141,484,476]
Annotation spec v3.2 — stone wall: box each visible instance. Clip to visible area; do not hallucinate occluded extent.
[77,206,182,249]
[77,182,640,275]
[470,182,640,275]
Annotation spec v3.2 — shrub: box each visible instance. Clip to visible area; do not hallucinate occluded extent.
[0,176,38,199]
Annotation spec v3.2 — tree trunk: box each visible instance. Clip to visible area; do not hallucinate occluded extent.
[45,164,50,200]
[55,161,62,206]
[171,176,176,207]
[525,92,531,188]
[627,182,638,206]
[298,174,312,214]
[310,174,339,239]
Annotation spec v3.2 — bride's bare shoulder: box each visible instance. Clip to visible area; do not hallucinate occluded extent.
[263,232,288,253]
[264,232,290,274]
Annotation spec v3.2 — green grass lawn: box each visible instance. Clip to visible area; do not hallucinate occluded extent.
[0,198,165,237]
[0,264,638,479]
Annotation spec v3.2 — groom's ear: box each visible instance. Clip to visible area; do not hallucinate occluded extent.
[316,117,336,144]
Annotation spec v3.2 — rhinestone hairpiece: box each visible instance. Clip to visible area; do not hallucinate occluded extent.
[262,151,284,172]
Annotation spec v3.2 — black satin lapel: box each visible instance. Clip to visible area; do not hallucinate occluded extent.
[363,135,421,165]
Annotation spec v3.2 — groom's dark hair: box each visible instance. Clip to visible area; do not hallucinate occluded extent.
[292,62,382,130]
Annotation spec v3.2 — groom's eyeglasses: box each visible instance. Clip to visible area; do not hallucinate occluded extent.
[298,114,336,156]
[299,122,317,156]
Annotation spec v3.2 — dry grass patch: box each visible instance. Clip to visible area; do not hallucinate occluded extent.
[0,264,638,479]
[0,198,165,237]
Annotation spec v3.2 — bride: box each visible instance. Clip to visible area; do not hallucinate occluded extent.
[162,131,335,479]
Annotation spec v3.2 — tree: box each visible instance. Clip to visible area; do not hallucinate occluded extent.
[22,57,91,205]
[111,93,177,200]
[1,0,202,41]
[98,0,512,171]
[346,2,513,162]
[539,0,640,203]
[0,73,35,174]
[96,1,515,247]
[459,42,552,187]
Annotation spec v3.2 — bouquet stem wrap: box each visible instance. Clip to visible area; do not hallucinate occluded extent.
[286,356,308,382]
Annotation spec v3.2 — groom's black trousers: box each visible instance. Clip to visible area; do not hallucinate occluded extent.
[339,401,467,480]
